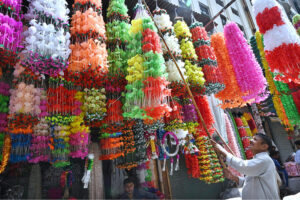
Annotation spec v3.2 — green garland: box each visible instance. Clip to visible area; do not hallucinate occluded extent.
[229,112,246,160]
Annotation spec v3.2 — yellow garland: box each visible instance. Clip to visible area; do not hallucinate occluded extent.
[184,60,205,85]
[174,20,192,38]
[130,19,143,34]
[255,31,291,127]
[0,134,11,174]
[126,55,144,83]
[241,116,253,137]
[243,113,258,134]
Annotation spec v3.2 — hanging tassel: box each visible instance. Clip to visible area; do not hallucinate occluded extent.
[162,154,166,171]
[175,154,180,171]
[170,158,174,175]
[82,154,94,189]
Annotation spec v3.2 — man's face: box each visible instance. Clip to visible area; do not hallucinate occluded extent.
[249,135,268,153]
[125,182,134,194]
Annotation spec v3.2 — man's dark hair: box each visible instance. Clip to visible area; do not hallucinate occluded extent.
[123,178,134,186]
[256,133,272,152]
[295,140,300,146]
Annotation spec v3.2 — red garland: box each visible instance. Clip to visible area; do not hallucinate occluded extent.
[194,95,215,135]
[164,100,183,124]
[265,44,300,84]
[255,6,284,34]
[47,87,77,114]
[142,28,162,53]
[234,117,253,159]
[105,99,123,124]
[288,82,300,113]
[185,154,200,178]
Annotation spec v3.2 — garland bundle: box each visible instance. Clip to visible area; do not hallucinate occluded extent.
[22,0,70,76]
[224,22,267,103]
[255,32,299,127]
[0,0,23,73]
[190,22,224,95]
[68,0,108,74]
[211,33,246,109]
[174,19,205,95]
[234,117,253,159]
[253,0,300,84]
[243,113,258,135]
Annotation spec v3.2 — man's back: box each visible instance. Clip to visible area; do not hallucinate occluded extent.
[242,152,279,199]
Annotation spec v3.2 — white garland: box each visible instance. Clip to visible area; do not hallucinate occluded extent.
[153,12,173,31]
[161,34,182,56]
[25,0,69,21]
[166,59,186,81]
[253,0,300,51]
[23,20,71,61]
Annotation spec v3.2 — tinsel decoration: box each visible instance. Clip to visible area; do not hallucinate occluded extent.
[190,22,224,95]
[293,14,300,35]
[253,0,300,84]
[211,33,246,109]
[241,116,253,137]
[22,0,70,76]
[224,22,267,103]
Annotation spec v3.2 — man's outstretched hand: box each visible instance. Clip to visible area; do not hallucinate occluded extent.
[211,139,228,157]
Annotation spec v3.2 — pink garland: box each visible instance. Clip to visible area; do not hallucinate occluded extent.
[224,22,267,103]
[69,131,89,159]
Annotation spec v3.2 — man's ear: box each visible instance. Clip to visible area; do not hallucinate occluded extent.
[262,143,269,151]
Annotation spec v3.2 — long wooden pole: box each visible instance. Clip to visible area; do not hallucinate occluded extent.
[141,0,235,156]
[204,0,237,29]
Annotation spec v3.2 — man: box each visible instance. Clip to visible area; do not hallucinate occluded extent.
[119,178,157,199]
[295,140,300,165]
[213,133,280,199]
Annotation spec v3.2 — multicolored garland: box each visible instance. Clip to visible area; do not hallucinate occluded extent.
[253,0,300,84]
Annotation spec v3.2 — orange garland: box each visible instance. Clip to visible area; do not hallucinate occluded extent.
[211,33,247,109]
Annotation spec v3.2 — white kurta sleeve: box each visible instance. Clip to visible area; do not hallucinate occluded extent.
[238,177,245,188]
[226,153,267,176]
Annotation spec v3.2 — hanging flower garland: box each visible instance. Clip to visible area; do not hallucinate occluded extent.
[288,82,300,114]
[68,0,108,74]
[243,113,258,135]
[83,88,107,122]
[196,135,224,184]
[293,14,300,35]
[22,0,70,76]
[253,0,300,84]
[234,117,253,159]
[211,33,246,109]
[224,22,267,103]
[132,119,148,164]
[29,118,51,163]
[190,22,224,95]
[241,116,253,137]
[227,112,246,159]
[174,19,205,95]
[255,31,297,128]
[0,0,23,72]
[0,81,10,173]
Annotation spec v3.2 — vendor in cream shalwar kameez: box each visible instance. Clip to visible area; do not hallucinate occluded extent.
[213,133,280,199]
